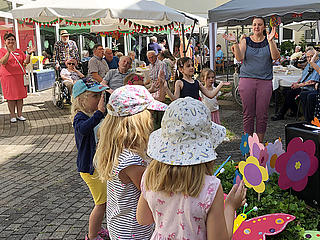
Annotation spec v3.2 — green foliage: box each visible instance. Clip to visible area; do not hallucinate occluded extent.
[215,161,320,240]
[280,41,295,56]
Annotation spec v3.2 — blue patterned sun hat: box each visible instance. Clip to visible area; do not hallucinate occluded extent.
[147,97,226,166]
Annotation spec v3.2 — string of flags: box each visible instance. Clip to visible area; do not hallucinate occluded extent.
[22,18,101,27]
[20,17,178,33]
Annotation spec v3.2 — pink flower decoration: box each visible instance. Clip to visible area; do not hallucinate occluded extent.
[275,137,318,192]
[258,148,269,168]
[248,133,264,156]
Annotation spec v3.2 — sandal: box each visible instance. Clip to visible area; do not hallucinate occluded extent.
[85,234,104,240]
[98,228,110,239]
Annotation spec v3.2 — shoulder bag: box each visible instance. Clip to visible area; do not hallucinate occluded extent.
[11,52,30,86]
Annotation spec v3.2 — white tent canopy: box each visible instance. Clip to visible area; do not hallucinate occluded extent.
[284,21,317,32]
[208,0,320,27]
[11,0,190,25]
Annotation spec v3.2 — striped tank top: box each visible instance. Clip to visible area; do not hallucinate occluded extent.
[107,149,153,239]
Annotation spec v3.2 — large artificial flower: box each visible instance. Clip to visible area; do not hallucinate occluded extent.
[266,138,285,176]
[248,133,264,156]
[239,156,269,193]
[275,137,318,192]
[240,133,249,156]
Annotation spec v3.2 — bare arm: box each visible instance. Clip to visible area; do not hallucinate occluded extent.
[200,81,230,99]
[206,184,230,240]
[122,165,146,191]
[164,79,182,100]
[223,33,246,61]
[75,69,84,78]
[91,72,104,83]
[267,27,280,60]
[0,49,10,65]
[310,51,320,74]
[137,195,154,225]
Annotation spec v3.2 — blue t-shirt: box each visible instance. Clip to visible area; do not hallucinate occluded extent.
[105,56,119,69]
[215,49,224,64]
[300,59,320,90]
[239,37,273,80]
[73,110,104,174]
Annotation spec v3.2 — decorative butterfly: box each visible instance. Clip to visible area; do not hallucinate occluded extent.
[233,213,295,240]
[304,231,320,239]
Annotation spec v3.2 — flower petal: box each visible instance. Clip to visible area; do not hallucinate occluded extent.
[291,177,308,192]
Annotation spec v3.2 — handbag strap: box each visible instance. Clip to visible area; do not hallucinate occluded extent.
[10,52,26,74]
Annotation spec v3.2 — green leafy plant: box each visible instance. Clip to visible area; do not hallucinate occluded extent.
[215,161,320,240]
[280,41,295,56]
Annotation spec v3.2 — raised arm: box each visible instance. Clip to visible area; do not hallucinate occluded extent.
[164,79,182,101]
[199,81,230,99]
[267,27,281,61]
[223,33,246,61]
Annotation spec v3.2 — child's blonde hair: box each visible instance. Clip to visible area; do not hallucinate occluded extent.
[144,160,215,197]
[70,91,98,123]
[95,107,153,181]
[200,68,216,86]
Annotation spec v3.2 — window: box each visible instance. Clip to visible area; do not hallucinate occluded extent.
[305,29,316,40]
[283,28,293,40]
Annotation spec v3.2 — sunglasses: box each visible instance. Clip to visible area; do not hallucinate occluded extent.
[67,63,75,65]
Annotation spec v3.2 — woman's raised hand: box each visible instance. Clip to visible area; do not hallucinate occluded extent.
[267,27,276,41]
[222,33,237,43]
[27,46,36,55]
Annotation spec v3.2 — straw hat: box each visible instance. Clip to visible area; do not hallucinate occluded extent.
[147,97,226,166]
[60,30,70,36]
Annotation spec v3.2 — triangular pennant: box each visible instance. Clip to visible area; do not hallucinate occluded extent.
[124,19,127,25]
[79,22,82,27]
[92,20,96,25]
[165,25,168,31]
[83,22,86,26]
[128,21,132,28]
[59,18,63,24]
[119,18,123,23]
[97,19,100,24]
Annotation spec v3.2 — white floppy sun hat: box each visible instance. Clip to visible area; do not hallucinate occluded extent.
[147,97,226,166]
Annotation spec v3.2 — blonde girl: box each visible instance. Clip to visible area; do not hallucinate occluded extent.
[200,68,222,124]
[164,57,230,101]
[71,79,108,240]
[95,85,167,240]
[137,97,246,240]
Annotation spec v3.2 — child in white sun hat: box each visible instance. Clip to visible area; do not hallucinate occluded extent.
[137,97,247,240]
[94,85,167,240]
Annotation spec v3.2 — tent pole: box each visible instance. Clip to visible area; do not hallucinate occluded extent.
[181,24,186,57]
[317,20,320,44]
[226,26,229,81]
[138,35,142,61]
[209,22,217,70]
[185,20,197,53]
[199,27,203,70]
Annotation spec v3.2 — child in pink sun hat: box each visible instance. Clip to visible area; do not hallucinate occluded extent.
[94,85,167,239]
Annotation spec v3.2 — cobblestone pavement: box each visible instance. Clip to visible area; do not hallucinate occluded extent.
[0,87,296,239]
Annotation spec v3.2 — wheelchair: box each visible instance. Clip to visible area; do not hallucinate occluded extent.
[52,68,72,109]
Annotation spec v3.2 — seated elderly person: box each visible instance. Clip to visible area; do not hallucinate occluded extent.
[290,46,303,66]
[272,47,320,121]
[302,50,320,122]
[101,55,132,92]
[60,58,84,94]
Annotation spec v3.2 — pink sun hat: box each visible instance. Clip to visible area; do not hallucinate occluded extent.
[107,85,167,117]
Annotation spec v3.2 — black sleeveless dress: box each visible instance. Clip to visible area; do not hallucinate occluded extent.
[180,79,200,100]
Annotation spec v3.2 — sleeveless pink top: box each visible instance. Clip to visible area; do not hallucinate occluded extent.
[141,173,221,240]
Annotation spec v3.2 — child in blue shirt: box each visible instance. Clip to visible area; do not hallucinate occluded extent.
[71,79,108,240]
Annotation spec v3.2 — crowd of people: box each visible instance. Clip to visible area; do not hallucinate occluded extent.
[2,18,320,239]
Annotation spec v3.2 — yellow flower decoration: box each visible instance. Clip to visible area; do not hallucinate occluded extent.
[239,156,269,193]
